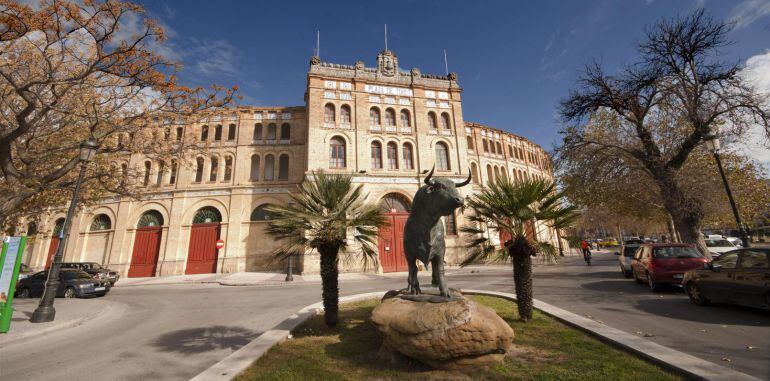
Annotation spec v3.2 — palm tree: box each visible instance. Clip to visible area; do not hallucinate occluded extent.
[265,171,386,327]
[461,179,578,321]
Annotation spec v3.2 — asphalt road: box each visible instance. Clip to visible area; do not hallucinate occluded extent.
[1,252,768,380]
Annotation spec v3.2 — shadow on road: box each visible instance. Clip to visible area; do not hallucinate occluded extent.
[151,325,260,354]
[579,280,683,295]
[633,298,770,325]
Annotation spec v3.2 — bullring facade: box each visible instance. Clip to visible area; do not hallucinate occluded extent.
[18,50,557,277]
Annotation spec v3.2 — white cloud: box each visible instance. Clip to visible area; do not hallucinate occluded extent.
[727,0,770,30]
[737,50,770,169]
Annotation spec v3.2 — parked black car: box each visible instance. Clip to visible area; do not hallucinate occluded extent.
[14,269,111,299]
[683,248,769,310]
[60,262,120,286]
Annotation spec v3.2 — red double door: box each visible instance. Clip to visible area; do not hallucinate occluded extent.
[186,223,221,274]
[128,226,163,277]
[45,236,60,268]
[378,213,409,273]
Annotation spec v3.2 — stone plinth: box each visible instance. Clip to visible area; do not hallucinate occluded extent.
[370,293,514,369]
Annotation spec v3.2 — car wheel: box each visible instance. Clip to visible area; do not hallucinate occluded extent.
[64,287,76,299]
[632,269,643,284]
[17,287,31,298]
[620,266,632,278]
[647,272,660,292]
[686,282,709,306]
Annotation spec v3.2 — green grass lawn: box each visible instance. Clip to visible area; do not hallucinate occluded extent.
[235,295,683,381]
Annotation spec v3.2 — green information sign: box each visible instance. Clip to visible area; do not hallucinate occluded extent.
[0,236,27,333]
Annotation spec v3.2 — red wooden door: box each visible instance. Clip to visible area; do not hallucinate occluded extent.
[378,213,409,273]
[45,237,60,268]
[186,223,220,274]
[128,227,163,277]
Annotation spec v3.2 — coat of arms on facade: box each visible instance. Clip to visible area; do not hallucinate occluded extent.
[377,50,398,77]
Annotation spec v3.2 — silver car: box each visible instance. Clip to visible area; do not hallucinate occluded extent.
[616,244,642,278]
[705,239,737,258]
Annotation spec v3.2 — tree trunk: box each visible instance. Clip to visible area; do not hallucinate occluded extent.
[666,216,678,243]
[653,169,709,256]
[319,243,340,327]
[509,243,534,321]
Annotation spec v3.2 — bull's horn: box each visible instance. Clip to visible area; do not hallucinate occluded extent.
[455,169,472,187]
[423,166,435,185]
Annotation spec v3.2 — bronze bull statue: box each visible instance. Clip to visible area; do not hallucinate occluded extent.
[403,167,471,298]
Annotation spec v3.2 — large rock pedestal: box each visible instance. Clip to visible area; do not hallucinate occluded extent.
[370,293,514,369]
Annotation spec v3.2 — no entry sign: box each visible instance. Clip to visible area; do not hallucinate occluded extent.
[216,240,225,250]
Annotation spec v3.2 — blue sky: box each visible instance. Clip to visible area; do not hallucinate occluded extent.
[138,0,770,157]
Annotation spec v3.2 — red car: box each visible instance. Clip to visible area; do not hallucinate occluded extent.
[630,244,709,292]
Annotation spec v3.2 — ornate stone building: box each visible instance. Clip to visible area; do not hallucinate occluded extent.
[18,50,556,277]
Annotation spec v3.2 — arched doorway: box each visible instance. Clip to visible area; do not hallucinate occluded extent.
[186,206,222,274]
[128,210,164,277]
[46,218,65,268]
[378,194,411,273]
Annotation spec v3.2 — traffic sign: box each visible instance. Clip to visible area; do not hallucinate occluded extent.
[216,240,225,250]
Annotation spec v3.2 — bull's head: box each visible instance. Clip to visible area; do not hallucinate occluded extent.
[414,166,472,217]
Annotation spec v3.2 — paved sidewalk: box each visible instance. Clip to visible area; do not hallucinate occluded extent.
[0,298,118,347]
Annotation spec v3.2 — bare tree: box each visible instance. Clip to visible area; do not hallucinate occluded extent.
[558,10,770,253]
[0,0,235,228]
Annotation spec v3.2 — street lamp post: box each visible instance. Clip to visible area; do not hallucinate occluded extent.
[30,139,99,323]
[703,133,751,248]
[285,254,294,282]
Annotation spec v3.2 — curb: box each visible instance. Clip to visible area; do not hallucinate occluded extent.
[462,290,761,381]
[189,292,383,381]
[0,299,125,347]
[192,289,761,381]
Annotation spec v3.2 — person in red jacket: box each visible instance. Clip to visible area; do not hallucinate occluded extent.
[580,239,591,264]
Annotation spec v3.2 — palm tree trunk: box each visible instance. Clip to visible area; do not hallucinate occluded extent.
[319,243,340,327]
[509,247,534,321]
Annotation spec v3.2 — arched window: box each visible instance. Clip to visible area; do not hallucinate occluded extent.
[471,162,480,184]
[330,137,346,168]
[340,105,351,124]
[250,204,274,221]
[121,163,128,186]
[267,123,277,140]
[143,161,151,186]
[496,141,502,154]
[253,123,263,141]
[400,109,411,127]
[137,210,163,227]
[494,166,501,181]
[164,128,171,140]
[487,165,494,185]
[501,169,508,182]
[214,124,222,141]
[482,139,489,152]
[371,141,383,169]
[53,218,65,236]
[209,156,218,181]
[435,142,450,171]
[27,221,38,236]
[90,214,112,231]
[170,160,178,184]
[324,103,336,124]
[224,155,233,181]
[466,136,474,150]
[428,112,437,130]
[370,107,381,126]
[508,144,514,157]
[490,140,496,154]
[228,123,236,140]
[384,108,396,126]
[194,158,204,182]
[278,154,289,180]
[402,143,414,170]
[264,154,275,181]
[156,161,165,185]
[380,193,411,213]
[200,125,209,141]
[386,142,398,169]
[250,155,261,181]
[193,207,222,224]
[280,123,291,140]
[176,127,183,141]
[440,113,451,130]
